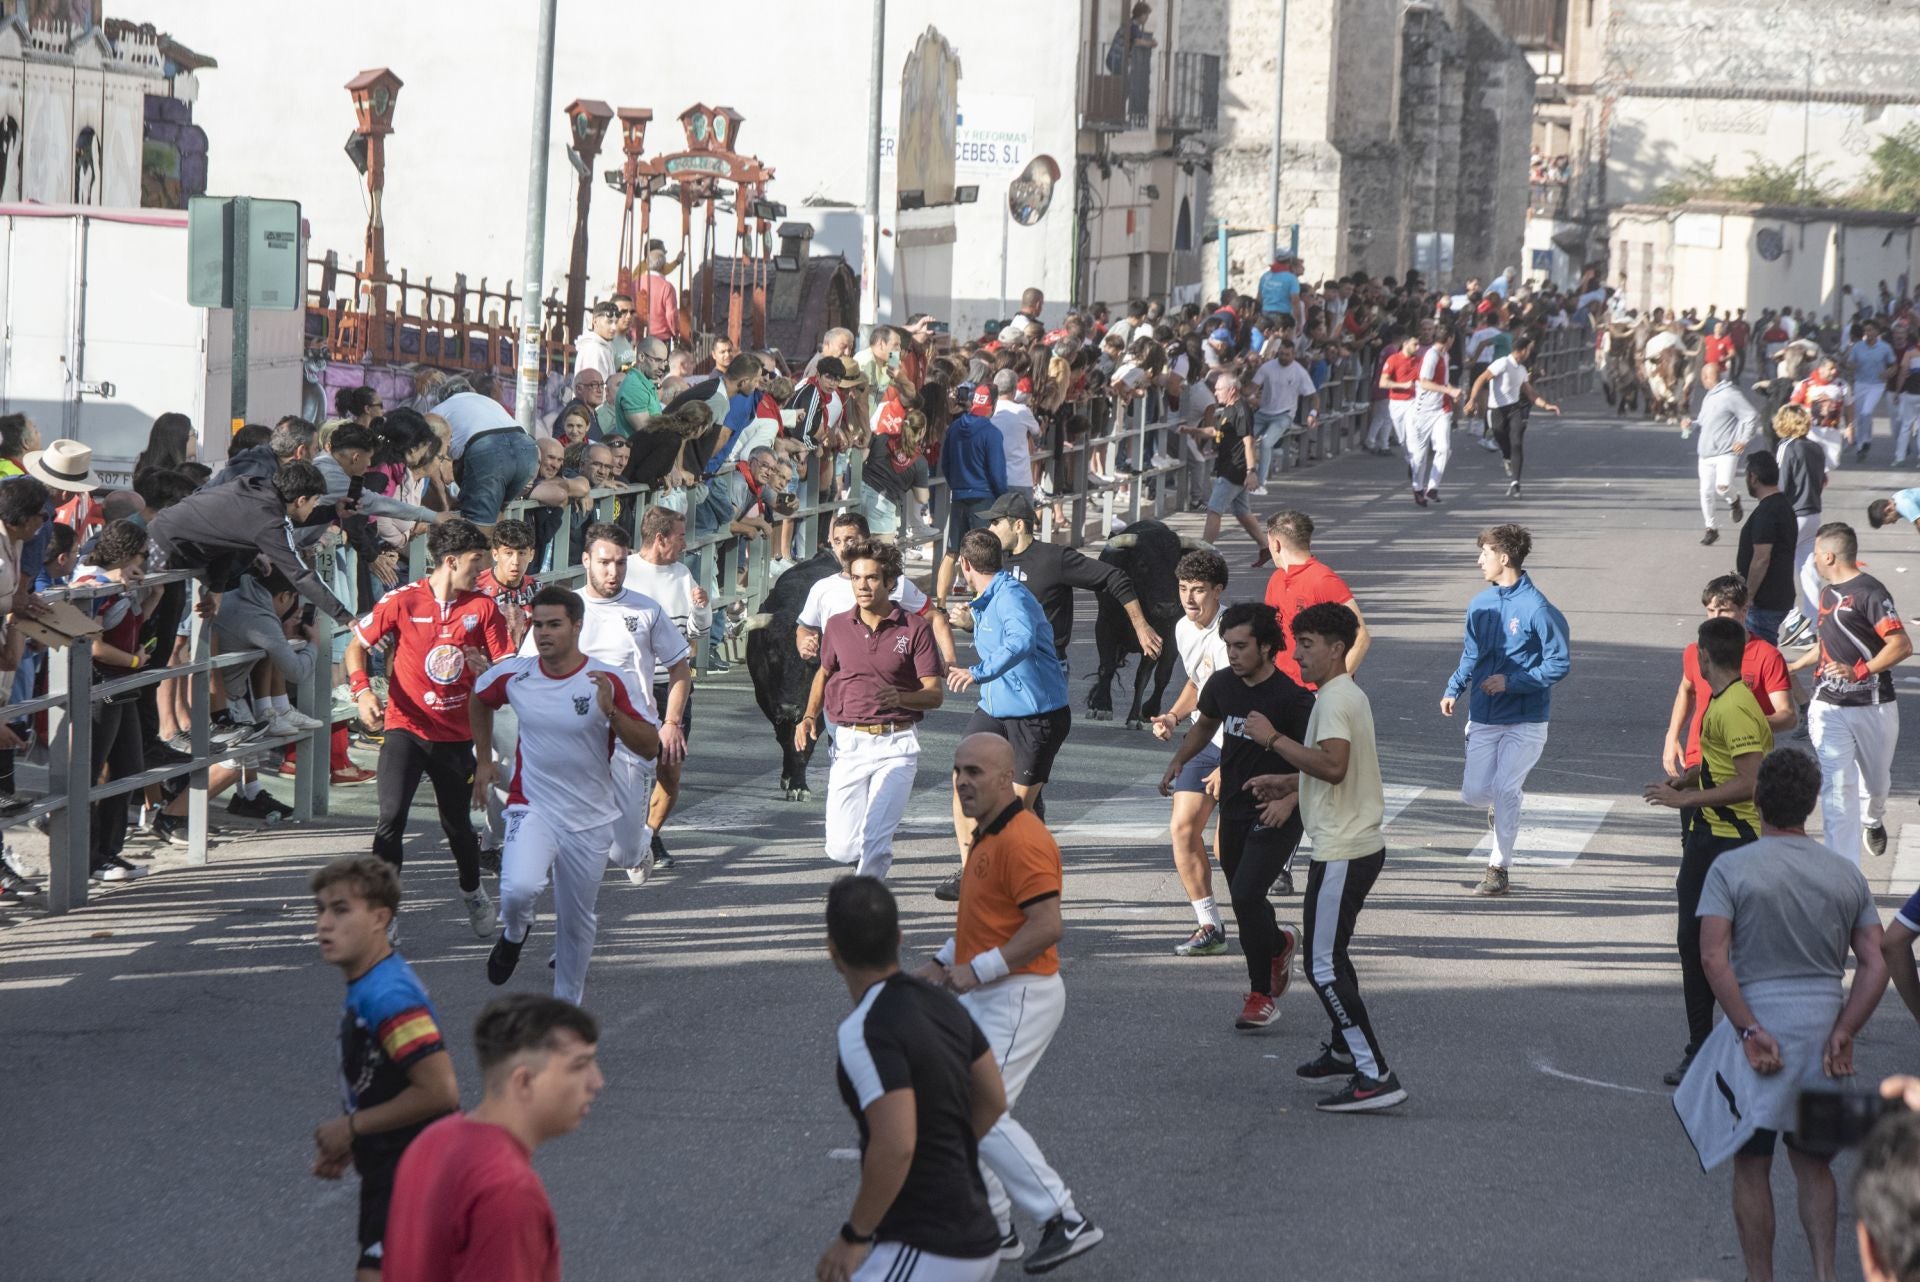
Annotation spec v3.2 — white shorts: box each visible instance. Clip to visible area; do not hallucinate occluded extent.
[851,1242,998,1282]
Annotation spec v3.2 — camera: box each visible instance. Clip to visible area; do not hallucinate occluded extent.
[1796,1086,1906,1156]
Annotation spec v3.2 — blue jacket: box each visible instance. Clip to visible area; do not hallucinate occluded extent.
[968,571,1067,718]
[942,412,1007,502]
[1443,573,1571,724]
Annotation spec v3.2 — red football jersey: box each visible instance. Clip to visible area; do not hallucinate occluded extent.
[352,582,514,741]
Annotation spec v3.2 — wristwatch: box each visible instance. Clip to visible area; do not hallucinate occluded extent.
[1739,1024,1762,1043]
[839,1221,875,1245]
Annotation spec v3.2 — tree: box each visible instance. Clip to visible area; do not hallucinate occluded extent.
[1863,125,1920,212]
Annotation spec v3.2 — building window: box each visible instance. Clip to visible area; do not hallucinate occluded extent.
[1175,196,1192,252]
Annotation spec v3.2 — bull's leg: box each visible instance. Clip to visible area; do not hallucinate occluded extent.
[1123,653,1152,729]
[1087,639,1117,721]
[1140,645,1179,722]
[775,718,815,801]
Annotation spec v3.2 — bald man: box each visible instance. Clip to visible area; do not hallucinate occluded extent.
[915,734,1104,1272]
[1691,361,1761,547]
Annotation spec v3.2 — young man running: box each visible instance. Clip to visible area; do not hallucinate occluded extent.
[526,521,691,884]
[1787,522,1910,866]
[1376,329,1423,457]
[918,733,1104,1273]
[976,490,1160,673]
[382,995,602,1282]
[309,856,459,1282]
[624,505,712,870]
[822,876,1006,1282]
[473,587,659,1004]
[473,518,538,863]
[1160,602,1312,1031]
[346,519,514,942]
[1262,510,1370,687]
[1198,374,1267,552]
[798,540,946,882]
[1406,330,1461,507]
[1440,524,1572,896]
[1661,577,1796,793]
[1249,603,1405,1112]
[1464,334,1560,497]
[1150,548,1231,955]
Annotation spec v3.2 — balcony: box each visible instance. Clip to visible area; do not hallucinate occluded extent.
[1162,51,1219,133]
[1492,0,1567,51]
[1083,42,1151,132]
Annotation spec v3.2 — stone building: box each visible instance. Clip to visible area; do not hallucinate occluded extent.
[1202,0,1536,300]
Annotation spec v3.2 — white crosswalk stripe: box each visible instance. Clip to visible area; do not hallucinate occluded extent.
[1469,793,1615,867]
[1888,825,1920,898]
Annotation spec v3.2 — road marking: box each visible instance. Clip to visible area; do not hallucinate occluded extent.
[1530,1055,1657,1096]
[1470,794,1616,867]
[828,1148,861,1161]
[1299,783,1425,855]
[1889,825,1920,898]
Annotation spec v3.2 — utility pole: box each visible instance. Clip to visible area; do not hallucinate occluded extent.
[515,0,560,433]
[860,0,886,342]
[1267,0,1288,264]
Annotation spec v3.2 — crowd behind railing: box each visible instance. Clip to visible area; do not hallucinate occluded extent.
[0,261,1600,913]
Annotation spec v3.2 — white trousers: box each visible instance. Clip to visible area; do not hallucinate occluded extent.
[609,745,658,870]
[1894,394,1920,464]
[1794,513,1823,623]
[1387,399,1411,448]
[1809,700,1899,867]
[1811,426,1846,471]
[1459,720,1550,870]
[1406,410,1451,492]
[1364,399,1395,451]
[1698,453,1739,530]
[960,973,1077,1232]
[825,725,920,880]
[851,1243,997,1282]
[499,806,617,1003]
[1856,384,1884,444]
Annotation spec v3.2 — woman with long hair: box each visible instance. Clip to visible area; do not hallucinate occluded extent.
[133,412,195,481]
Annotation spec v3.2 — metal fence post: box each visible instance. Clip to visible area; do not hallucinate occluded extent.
[46,637,91,913]
[185,579,211,865]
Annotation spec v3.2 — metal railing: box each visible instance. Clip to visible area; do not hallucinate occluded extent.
[1163,51,1220,133]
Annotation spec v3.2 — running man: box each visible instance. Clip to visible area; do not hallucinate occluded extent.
[525,520,690,885]
[1787,523,1910,866]
[382,995,602,1282]
[918,733,1105,1273]
[1160,602,1310,1030]
[821,876,1006,1282]
[1690,363,1761,547]
[1791,356,1854,471]
[473,587,660,1003]
[1248,603,1406,1112]
[798,540,946,881]
[1642,616,1772,1085]
[1661,577,1796,800]
[1373,329,1423,455]
[1150,548,1231,956]
[1844,318,1896,461]
[1406,328,1460,507]
[1440,525,1572,896]
[936,530,1073,902]
[473,518,539,863]
[1464,333,1560,498]
[310,856,459,1282]
[346,519,514,942]
[624,505,712,870]
[1262,510,1370,687]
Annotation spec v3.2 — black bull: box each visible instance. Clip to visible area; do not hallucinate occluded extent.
[742,549,841,800]
[1087,521,1212,729]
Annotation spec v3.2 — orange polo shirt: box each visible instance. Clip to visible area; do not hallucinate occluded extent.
[1263,556,1354,686]
[957,801,1062,978]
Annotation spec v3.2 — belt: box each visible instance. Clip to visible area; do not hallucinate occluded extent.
[843,720,916,735]
[457,426,523,460]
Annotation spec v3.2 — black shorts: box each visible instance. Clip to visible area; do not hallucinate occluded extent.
[653,681,691,737]
[947,496,991,550]
[356,1151,400,1271]
[1737,1127,1810,1158]
[966,705,1071,787]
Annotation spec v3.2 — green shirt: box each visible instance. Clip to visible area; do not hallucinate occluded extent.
[1697,679,1771,838]
[614,368,663,436]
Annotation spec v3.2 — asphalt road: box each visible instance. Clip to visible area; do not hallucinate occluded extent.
[7,390,1920,1282]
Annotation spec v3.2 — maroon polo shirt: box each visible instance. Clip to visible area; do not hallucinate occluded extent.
[819,603,945,726]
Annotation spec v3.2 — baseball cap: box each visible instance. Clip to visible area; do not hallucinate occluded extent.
[983,490,1037,525]
[968,383,997,415]
[1209,327,1233,345]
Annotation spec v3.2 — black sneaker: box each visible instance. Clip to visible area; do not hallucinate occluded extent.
[90,854,149,882]
[143,739,192,767]
[1274,868,1295,896]
[1662,1049,1695,1087]
[997,1227,1023,1262]
[256,792,294,824]
[0,793,32,819]
[934,870,963,902]
[703,651,732,677]
[1865,824,1889,858]
[479,843,503,874]
[1700,528,1720,546]
[1023,1214,1103,1274]
[651,830,674,871]
[226,793,274,823]
[0,851,41,899]
[155,814,191,847]
[1729,496,1744,523]
[487,932,527,985]
[1296,1042,1356,1080]
[1316,1070,1408,1113]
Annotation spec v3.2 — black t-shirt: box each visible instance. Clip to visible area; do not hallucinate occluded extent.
[1737,492,1799,611]
[1198,666,1315,805]
[1777,437,1825,517]
[1214,400,1253,485]
[835,974,999,1259]
[1814,571,1903,707]
[1003,539,1138,656]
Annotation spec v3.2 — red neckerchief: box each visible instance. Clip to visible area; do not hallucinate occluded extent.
[735,459,762,499]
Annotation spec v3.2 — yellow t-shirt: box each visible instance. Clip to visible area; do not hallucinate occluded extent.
[1697,679,1772,839]
[1299,673,1385,862]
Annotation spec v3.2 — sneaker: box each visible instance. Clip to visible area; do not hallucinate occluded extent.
[155,814,191,847]
[1700,528,1719,546]
[90,854,149,882]
[1023,1214,1102,1274]
[274,708,328,734]
[1235,991,1280,1030]
[1507,480,1521,498]
[225,793,276,824]
[1245,485,1269,497]
[1316,1070,1408,1113]
[1479,437,1501,452]
[1150,452,1178,469]
[1865,823,1889,858]
[1296,1042,1357,1080]
[165,732,193,756]
[1274,869,1294,896]
[487,931,527,984]
[255,792,294,823]
[462,886,496,939]
[1474,865,1510,896]
[1662,1049,1695,1087]
[1730,496,1744,523]
[479,842,503,874]
[331,764,377,786]
[703,651,732,677]
[1425,488,1442,504]
[769,557,796,578]
[1412,489,1428,508]
[0,793,32,819]
[1778,611,1812,648]
[934,870,963,902]
[1174,922,1227,956]
[1271,925,1298,999]
[624,850,655,886]
[0,850,41,898]
[143,739,192,767]
[650,830,674,871]
[998,1227,1023,1262]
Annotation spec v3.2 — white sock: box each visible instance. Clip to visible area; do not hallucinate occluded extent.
[267,695,291,716]
[1192,896,1221,928]
[239,778,263,799]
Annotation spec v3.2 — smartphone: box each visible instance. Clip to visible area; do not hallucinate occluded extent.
[1797,1086,1904,1155]
[300,604,317,627]
[928,320,950,336]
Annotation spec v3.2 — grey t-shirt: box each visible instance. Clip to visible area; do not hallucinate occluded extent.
[1696,835,1877,984]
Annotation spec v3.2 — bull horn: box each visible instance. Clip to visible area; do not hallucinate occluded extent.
[1178,536,1217,553]
[1107,533,1139,550]
[741,612,776,632]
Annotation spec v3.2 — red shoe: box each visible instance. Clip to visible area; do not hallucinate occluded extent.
[331,764,376,786]
[1235,991,1279,1030]
[1272,925,1298,1000]
[1412,489,1428,508]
